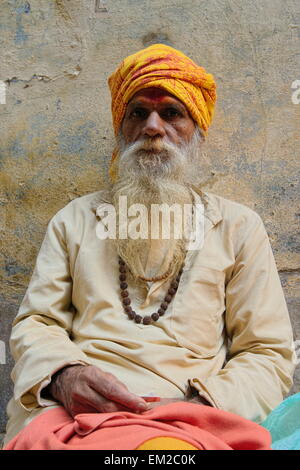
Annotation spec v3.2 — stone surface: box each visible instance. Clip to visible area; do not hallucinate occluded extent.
[0,0,299,433]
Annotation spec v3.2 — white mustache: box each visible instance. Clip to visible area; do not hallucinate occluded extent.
[119,138,185,168]
[130,137,180,152]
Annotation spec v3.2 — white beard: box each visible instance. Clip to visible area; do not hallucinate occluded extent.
[109,128,204,281]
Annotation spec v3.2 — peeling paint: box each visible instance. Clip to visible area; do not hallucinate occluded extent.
[5,74,52,86]
[5,68,82,87]
[54,0,73,23]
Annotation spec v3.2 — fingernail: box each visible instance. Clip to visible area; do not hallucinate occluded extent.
[137,402,148,412]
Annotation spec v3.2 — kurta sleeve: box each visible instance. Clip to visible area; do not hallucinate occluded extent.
[9,210,92,411]
[190,212,296,423]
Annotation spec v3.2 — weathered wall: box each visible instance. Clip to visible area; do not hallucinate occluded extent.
[0,0,299,434]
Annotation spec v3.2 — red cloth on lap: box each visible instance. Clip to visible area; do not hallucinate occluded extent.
[4,402,272,450]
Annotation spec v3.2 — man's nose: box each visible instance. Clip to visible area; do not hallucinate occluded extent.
[142,111,166,138]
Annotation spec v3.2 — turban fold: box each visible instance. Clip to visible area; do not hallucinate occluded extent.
[108,43,217,181]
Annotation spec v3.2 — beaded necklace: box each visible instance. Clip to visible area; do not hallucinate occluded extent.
[118,256,184,325]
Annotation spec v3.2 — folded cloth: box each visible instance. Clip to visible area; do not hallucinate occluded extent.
[261,393,300,450]
[4,402,271,450]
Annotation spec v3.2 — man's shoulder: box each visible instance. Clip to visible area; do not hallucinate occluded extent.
[51,189,109,221]
[202,190,263,227]
[204,190,261,218]
[202,191,268,252]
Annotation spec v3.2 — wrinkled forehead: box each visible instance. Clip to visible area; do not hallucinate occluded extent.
[128,87,187,107]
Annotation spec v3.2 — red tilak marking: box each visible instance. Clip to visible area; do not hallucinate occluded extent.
[135,88,172,102]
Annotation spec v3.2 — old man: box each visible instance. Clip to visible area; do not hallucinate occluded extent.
[4,44,295,450]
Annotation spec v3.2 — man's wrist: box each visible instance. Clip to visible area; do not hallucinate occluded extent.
[41,364,85,400]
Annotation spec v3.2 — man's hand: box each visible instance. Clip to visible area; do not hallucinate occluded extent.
[48,364,149,418]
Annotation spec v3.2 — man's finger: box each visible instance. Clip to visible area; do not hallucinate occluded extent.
[89,372,148,412]
[76,387,122,413]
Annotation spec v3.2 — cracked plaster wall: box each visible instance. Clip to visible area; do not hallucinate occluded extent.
[0,0,299,433]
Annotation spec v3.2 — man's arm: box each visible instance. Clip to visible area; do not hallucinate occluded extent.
[10,209,147,414]
[189,212,296,423]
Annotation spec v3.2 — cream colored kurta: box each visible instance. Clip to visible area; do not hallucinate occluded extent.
[4,188,296,445]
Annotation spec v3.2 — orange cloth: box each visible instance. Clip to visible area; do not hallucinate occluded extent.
[108,43,217,181]
[4,402,271,450]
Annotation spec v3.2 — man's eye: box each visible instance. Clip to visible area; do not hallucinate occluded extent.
[163,108,181,118]
[130,108,147,118]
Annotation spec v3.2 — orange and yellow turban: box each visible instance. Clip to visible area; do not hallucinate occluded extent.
[108,43,217,181]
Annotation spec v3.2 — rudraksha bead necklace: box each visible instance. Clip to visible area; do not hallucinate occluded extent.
[118,256,184,325]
